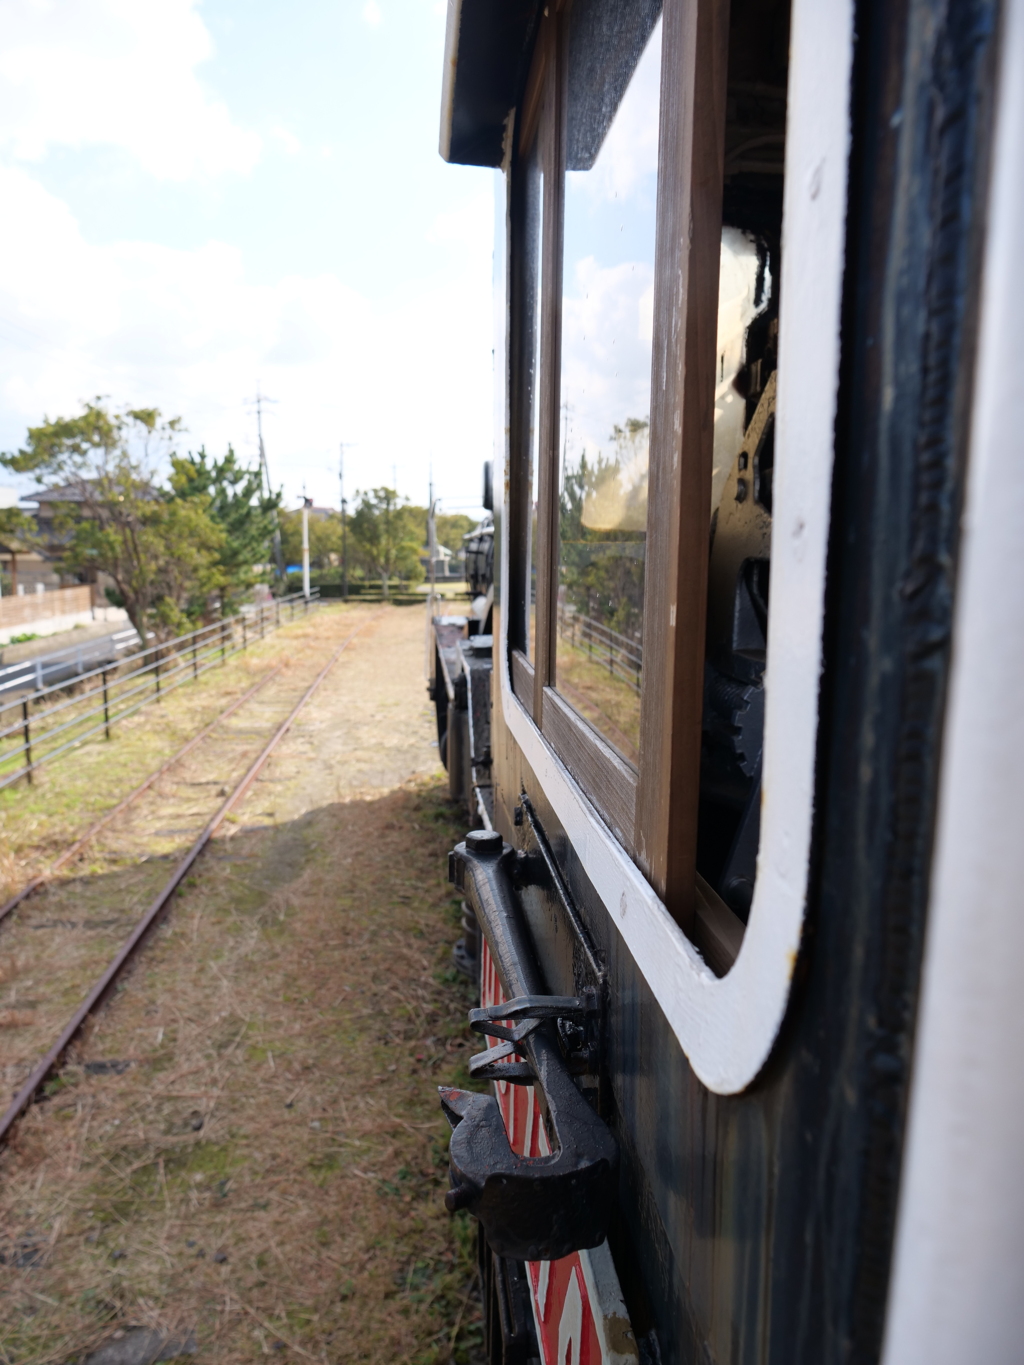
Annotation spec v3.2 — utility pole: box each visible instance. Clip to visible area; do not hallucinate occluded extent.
[301,495,312,600]
[427,469,438,600]
[339,442,355,602]
[252,386,286,589]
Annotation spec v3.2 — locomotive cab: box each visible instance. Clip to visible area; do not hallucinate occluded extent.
[432,0,1024,1361]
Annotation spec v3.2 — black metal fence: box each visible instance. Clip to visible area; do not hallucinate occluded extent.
[0,591,320,792]
[557,606,643,694]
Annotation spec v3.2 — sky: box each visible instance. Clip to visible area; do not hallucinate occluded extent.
[0,0,495,516]
[560,16,661,509]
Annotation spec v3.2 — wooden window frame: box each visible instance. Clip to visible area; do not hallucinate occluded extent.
[506,23,548,678]
[507,0,730,934]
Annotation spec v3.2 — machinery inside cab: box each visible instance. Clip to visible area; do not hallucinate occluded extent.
[432,0,1014,1361]
[441,0,796,965]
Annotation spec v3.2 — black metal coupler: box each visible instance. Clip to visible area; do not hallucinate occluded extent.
[440,831,618,1261]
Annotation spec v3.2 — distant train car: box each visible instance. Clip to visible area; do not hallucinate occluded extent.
[428,0,1024,1361]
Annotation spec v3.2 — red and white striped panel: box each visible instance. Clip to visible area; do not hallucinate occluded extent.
[479,939,639,1364]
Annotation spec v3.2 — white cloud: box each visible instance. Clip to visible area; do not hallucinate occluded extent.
[559,17,661,472]
[561,255,655,466]
[270,125,303,158]
[427,191,494,247]
[0,0,261,179]
[0,165,493,508]
[363,0,382,27]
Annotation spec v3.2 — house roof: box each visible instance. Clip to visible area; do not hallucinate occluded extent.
[28,479,159,507]
[26,483,87,504]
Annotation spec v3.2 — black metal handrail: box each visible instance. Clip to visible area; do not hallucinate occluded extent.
[0,591,320,791]
[556,605,643,693]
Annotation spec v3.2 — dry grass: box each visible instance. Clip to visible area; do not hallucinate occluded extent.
[0,606,375,904]
[0,607,384,1101]
[554,641,641,764]
[0,607,484,1364]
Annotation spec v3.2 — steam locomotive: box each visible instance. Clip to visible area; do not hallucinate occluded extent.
[428,0,1024,1361]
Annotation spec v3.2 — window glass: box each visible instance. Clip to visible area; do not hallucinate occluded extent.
[523,135,543,661]
[555,0,662,767]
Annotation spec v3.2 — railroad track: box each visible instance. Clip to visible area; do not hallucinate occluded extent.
[0,613,380,1145]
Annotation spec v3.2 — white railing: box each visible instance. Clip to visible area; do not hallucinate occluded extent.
[0,628,140,699]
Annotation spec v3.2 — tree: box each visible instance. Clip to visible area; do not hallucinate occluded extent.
[435,512,476,556]
[169,446,281,611]
[0,507,37,544]
[558,418,649,640]
[349,487,424,599]
[1,400,225,640]
[0,506,38,596]
[406,505,476,558]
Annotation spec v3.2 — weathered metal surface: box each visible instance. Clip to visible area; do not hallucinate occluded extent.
[487,0,996,1329]
[440,0,542,167]
[433,616,468,705]
[441,832,617,1260]
[477,938,640,1364]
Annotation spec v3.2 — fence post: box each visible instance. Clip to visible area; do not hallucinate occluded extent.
[193,637,198,679]
[276,599,280,628]
[155,654,161,699]
[243,616,248,650]
[102,668,111,739]
[21,699,32,784]
[221,619,227,662]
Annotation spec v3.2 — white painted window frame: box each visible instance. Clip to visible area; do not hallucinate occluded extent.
[494,0,855,1094]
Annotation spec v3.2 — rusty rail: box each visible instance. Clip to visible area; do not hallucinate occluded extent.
[0,614,378,1146]
[0,665,284,930]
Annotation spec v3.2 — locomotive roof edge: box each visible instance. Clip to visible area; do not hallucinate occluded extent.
[439,0,542,166]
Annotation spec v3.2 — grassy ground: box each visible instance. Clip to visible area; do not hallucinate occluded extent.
[1,608,383,1098]
[0,606,485,1364]
[0,608,355,904]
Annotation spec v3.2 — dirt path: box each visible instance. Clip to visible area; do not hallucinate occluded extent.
[0,605,483,1365]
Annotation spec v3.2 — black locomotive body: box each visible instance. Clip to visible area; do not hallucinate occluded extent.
[428,0,1024,1361]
